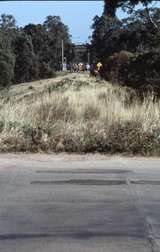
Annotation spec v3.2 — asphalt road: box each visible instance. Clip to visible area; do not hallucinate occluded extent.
[0,154,160,252]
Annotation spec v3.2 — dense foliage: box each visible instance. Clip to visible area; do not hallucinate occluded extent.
[0,14,71,87]
[104,0,154,17]
[91,2,160,94]
[91,7,160,60]
[100,50,160,96]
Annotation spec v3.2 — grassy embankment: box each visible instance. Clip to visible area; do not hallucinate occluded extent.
[0,73,160,155]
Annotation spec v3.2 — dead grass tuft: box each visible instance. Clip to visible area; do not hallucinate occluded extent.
[0,73,160,155]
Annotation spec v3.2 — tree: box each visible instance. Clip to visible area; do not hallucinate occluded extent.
[24,17,71,74]
[24,23,53,78]
[0,49,15,87]
[91,15,123,60]
[0,30,15,87]
[13,33,39,83]
[24,24,48,56]
[43,16,71,70]
[104,0,123,17]
[91,6,160,62]
[122,7,160,50]
[103,0,154,17]
[0,13,72,85]
[0,14,16,30]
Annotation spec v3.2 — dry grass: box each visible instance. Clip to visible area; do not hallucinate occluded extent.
[0,73,160,155]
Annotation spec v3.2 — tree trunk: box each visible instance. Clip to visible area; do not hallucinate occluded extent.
[103,0,117,17]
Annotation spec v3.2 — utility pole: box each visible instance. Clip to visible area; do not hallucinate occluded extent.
[62,39,64,71]
[87,51,90,64]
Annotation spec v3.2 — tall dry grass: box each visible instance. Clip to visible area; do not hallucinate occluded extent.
[0,73,160,154]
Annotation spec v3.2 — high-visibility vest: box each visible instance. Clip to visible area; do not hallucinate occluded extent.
[96,62,102,71]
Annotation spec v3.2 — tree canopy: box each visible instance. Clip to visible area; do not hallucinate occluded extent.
[104,0,154,17]
[0,14,72,87]
[91,7,160,60]
[91,2,160,93]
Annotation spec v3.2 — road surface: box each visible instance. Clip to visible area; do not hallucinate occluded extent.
[0,154,160,251]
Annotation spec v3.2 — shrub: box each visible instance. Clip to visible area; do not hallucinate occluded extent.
[101,50,160,97]
[101,51,136,84]
[123,50,160,96]
[39,62,56,79]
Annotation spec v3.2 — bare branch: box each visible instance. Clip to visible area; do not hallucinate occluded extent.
[144,2,160,32]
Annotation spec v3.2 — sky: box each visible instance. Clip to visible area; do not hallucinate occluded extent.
[0,1,159,44]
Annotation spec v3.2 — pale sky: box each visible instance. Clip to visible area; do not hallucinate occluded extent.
[0,1,159,43]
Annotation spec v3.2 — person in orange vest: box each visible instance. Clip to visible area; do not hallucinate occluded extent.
[96,62,103,72]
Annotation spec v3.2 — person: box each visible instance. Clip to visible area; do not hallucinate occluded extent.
[72,63,78,72]
[90,63,97,77]
[78,62,84,72]
[67,63,71,71]
[86,63,90,72]
[96,62,103,72]
[62,62,67,71]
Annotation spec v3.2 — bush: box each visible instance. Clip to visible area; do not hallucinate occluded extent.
[101,50,160,97]
[101,51,136,84]
[39,62,56,79]
[123,50,160,96]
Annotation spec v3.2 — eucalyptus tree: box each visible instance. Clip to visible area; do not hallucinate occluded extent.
[104,0,154,17]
